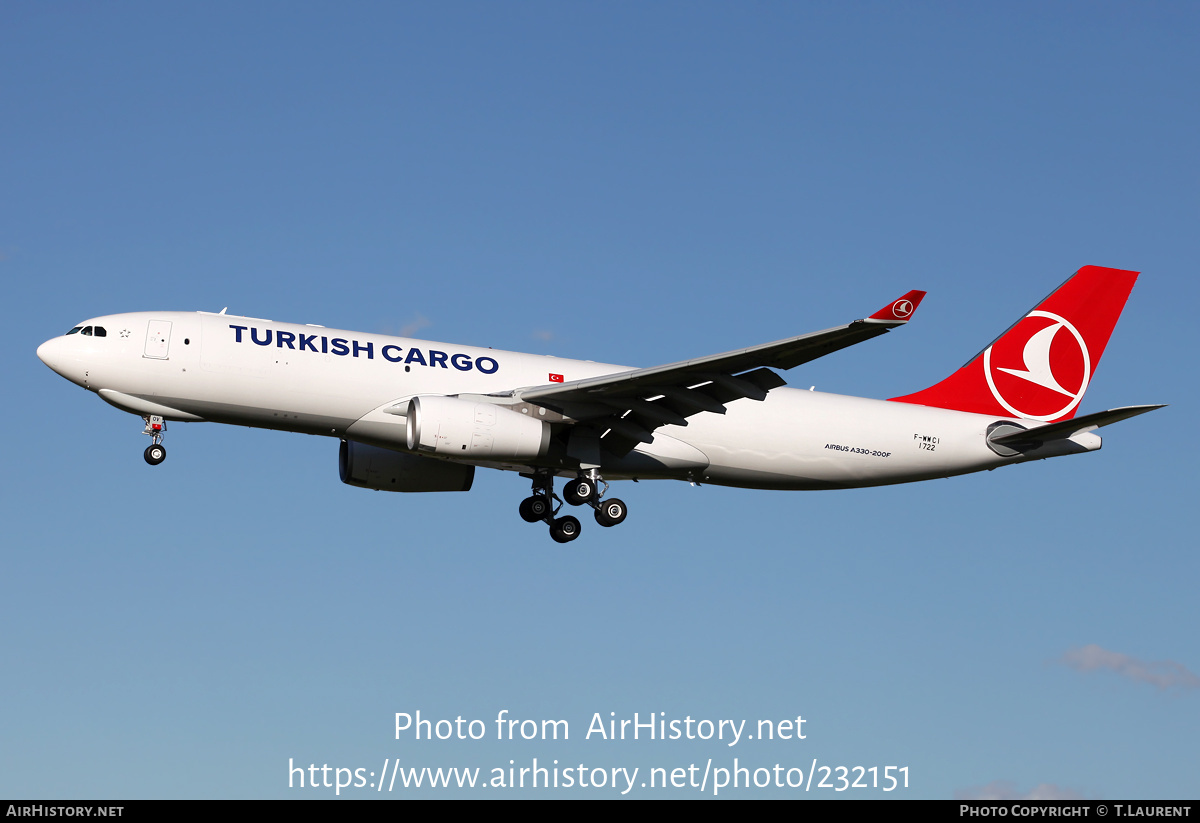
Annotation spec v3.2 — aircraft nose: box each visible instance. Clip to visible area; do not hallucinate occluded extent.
[37,338,60,369]
[37,336,77,382]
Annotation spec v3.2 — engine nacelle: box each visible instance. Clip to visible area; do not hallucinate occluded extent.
[339,440,474,492]
[406,395,551,460]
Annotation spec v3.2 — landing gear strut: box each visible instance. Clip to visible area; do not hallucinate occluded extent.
[519,469,629,541]
[518,471,582,543]
[565,469,628,528]
[142,415,167,465]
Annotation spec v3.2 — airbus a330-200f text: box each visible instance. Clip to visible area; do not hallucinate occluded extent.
[37,265,1161,542]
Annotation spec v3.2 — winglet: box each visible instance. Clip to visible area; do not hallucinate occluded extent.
[864,290,926,324]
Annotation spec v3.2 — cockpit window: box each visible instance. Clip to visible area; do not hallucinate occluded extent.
[81,326,93,336]
[94,327,107,337]
[66,326,82,335]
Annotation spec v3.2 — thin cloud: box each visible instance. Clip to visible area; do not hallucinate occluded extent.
[399,314,432,338]
[532,329,554,342]
[955,781,1082,801]
[1060,644,1200,691]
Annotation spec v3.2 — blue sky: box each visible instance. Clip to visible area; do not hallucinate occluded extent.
[2,2,1197,798]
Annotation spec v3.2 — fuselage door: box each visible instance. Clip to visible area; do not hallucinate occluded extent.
[144,320,172,359]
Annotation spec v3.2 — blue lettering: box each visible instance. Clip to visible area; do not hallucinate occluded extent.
[451,353,472,371]
[299,334,319,352]
[331,338,350,356]
[428,350,448,368]
[476,356,499,375]
[405,349,427,366]
[229,325,247,343]
[382,345,405,363]
[352,340,374,359]
[321,336,329,354]
[250,328,272,346]
[276,331,296,349]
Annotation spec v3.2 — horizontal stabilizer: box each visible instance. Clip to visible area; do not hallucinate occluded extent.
[989,404,1165,447]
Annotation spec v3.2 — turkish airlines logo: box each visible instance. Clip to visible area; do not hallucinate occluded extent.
[983,310,1091,421]
[892,299,914,318]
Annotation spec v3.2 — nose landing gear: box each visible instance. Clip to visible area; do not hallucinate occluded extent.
[142,415,167,465]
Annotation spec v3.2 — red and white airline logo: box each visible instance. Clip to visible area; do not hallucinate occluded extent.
[891,299,914,318]
[549,373,564,383]
[983,310,1091,421]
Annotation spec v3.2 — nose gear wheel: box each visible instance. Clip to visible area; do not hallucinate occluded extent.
[141,415,167,465]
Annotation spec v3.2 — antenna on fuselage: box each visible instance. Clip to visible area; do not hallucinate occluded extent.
[218,307,228,315]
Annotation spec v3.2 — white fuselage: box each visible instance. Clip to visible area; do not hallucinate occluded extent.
[37,311,1077,490]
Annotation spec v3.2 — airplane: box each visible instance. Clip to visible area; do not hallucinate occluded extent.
[36,265,1161,543]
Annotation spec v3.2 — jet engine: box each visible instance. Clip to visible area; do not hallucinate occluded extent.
[339,440,474,492]
[405,396,551,460]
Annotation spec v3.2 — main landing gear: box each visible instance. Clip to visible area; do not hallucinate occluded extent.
[142,415,167,465]
[518,470,628,543]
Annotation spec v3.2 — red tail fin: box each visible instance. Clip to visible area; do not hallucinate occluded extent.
[890,266,1139,422]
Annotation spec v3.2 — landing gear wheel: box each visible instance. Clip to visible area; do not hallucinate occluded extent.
[550,516,582,543]
[144,444,166,466]
[564,478,594,506]
[519,496,552,523]
[594,498,628,527]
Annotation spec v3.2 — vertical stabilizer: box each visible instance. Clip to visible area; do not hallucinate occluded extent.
[889,266,1138,422]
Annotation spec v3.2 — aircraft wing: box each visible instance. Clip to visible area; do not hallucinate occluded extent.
[504,290,925,455]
